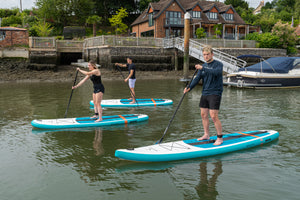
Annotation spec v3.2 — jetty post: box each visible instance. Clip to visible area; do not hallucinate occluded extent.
[183,12,191,79]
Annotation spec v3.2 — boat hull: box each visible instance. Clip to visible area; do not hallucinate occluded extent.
[224,74,300,88]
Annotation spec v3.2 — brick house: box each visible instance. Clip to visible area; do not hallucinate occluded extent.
[131,0,260,39]
[0,27,29,47]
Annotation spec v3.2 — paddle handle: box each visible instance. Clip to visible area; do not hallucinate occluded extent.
[64,70,79,118]
[156,69,198,144]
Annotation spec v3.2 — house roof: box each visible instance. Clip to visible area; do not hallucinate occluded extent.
[0,27,27,31]
[131,0,245,26]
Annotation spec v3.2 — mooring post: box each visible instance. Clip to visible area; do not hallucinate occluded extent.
[183,12,191,79]
[174,48,178,71]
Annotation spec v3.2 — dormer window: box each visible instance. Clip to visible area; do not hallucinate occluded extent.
[206,12,218,20]
[191,11,201,19]
[222,13,233,21]
[149,13,154,26]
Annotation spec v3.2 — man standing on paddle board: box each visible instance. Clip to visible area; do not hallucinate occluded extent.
[184,45,223,145]
[115,57,136,104]
[72,60,105,122]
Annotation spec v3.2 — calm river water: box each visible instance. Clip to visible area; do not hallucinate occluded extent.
[0,78,299,200]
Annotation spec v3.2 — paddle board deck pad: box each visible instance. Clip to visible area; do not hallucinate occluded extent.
[90,98,173,107]
[31,114,148,129]
[115,130,279,162]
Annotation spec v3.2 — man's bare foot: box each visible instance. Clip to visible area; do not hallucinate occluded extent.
[91,115,98,119]
[197,135,210,141]
[128,98,133,100]
[214,138,223,145]
[130,101,136,104]
[95,118,102,122]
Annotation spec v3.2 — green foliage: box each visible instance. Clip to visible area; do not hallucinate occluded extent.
[272,20,298,49]
[31,20,54,37]
[1,15,22,27]
[258,33,281,48]
[224,0,249,9]
[254,10,278,33]
[245,32,281,48]
[36,0,95,27]
[109,7,128,34]
[195,28,206,39]
[245,20,298,54]
[86,15,102,37]
[213,24,222,38]
[245,32,260,41]
[224,0,249,16]
[0,8,19,18]
[138,0,160,12]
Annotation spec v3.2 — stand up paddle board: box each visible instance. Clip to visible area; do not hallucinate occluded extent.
[115,130,279,162]
[90,98,173,107]
[31,114,148,129]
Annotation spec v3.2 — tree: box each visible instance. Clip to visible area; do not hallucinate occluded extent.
[86,15,102,37]
[36,0,95,28]
[196,28,206,39]
[213,24,222,39]
[109,7,128,35]
[272,20,298,50]
[138,0,160,12]
[32,20,54,37]
[254,10,278,32]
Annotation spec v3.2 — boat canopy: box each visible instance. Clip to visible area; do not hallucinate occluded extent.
[239,57,299,73]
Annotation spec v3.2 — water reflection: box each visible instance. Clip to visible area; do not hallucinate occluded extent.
[93,128,104,156]
[195,161,223,200]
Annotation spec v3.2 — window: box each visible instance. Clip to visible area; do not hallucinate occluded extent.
[206,12,218,20]
[166,11,182,25]
[165,29,181,37]
[222,13,233,21]
[191,11,201,18]
[141,30,154,37]
[0,31,6,41]
[149,13,154,27]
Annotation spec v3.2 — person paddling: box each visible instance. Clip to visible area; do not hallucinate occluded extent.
[183,46,224,145]
[115,57,136,104]
[72,60,104,122]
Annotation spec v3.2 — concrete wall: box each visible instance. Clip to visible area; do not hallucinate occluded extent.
[0,47,29,58]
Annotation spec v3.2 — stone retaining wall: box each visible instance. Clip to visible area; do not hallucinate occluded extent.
[84,46,287,70]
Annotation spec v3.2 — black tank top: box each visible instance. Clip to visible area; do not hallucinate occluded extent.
[90,75,102,86]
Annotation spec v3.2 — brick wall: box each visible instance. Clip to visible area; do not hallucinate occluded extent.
[132,21,155,37]
[155,2,185,38]
[0,30,29,47]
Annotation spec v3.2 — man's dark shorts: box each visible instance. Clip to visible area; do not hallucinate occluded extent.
[199,95,222,110]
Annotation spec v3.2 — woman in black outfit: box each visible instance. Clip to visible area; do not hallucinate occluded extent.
[72,60,104,122]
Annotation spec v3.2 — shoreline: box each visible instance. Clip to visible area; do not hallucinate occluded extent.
[0,64,189,83]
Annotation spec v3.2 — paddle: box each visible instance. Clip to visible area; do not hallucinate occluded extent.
[116,65,138,105]
[64,70,79,118]
[156,69,198,144]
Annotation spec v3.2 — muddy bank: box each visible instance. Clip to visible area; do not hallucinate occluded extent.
[0,58,188,83]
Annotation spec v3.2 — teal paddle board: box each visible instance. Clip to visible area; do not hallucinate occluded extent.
[115,130,279,162]
[31,114,148,129]
[90,98,173,107]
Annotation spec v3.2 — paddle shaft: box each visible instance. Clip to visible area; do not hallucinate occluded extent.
[156,69,198,144]
[116,65,138,105]
[64,70,79,118]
